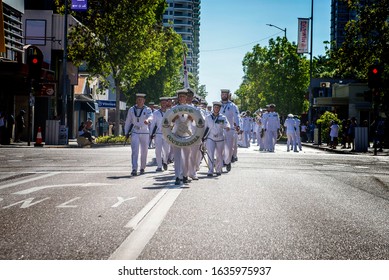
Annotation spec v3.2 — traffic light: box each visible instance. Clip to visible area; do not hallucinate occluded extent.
[367,64,383,89]
[26,46,43,80]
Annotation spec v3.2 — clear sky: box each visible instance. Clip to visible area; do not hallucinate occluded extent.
[198,0,331,104]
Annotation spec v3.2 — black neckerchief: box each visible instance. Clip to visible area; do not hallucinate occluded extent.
[133,106,145,122]
[222,100,230,114]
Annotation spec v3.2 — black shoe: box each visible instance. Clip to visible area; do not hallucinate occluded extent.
[183,176,190,183]
[131,170,137,176]
[175,177,181,185]
[216,173,221,176]
[163,163,168,170]
[156,167,163,172]
[207,173,213,177]
[140,169,145,174]
[226,163,231,172]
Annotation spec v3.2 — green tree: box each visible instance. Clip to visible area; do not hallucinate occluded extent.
[57,0,172,135]
[237,37,310,116]
[316,111,341,143]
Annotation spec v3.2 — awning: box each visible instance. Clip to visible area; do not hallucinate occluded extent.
[75,94,99,113]
[313,97,348,107]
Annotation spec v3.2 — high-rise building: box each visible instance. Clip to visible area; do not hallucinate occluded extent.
[330,0,374,49]
[163,0,200,78]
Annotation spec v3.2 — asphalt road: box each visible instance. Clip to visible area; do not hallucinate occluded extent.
[0,144,388,260]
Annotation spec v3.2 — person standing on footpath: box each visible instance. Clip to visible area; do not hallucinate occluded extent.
[14,109,26,143]
[150,97,170,172]
[124,93,153,176]
[204,101,230,176]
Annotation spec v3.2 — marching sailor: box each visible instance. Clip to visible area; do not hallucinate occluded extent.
[124,93,153,176]
[220,89,240,170]
[204,101,231,176]
[150,97,170,171]
[263,104,280,152]
[170,88,193,185]
[284,114,298,152]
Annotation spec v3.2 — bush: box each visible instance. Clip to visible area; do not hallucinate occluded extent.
[316,111,341,144]
[95,135,126,144]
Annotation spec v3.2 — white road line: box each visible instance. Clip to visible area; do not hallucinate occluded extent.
[0,172,60,191]
[12,182,115,195]
[109,185,183,260]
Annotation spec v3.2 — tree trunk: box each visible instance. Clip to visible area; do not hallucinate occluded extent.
[114,78,121,137]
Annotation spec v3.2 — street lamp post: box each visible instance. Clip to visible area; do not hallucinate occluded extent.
[266,24,287,39]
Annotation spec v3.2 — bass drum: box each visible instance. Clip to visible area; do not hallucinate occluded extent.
[162,105,205,148]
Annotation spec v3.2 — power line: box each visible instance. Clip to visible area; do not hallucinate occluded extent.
[201,31,283,52]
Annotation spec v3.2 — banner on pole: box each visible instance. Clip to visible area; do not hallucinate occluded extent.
[297,18,309,54]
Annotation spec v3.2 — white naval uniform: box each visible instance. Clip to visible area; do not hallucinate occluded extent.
[205,113,230,174]
[242,116,252,148]
[221,100,240,164]
[284,117,298,152]
[294,118,302,151]
[170,104,192,180]
[124,105,153,172]
[263,112,280,152]
[150,109,169,169]
[189,105,203,179]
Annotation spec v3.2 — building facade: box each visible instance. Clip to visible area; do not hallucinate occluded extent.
[163,0,200,77]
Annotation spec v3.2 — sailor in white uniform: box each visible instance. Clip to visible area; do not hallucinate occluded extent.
[263,104,280,152]
[124,93,153,175]
[284,114,298,152]
[204,101,231,176]
[220,89,240,171]
[150,97,170,172]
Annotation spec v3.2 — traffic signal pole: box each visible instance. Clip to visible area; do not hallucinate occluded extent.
[61,1,68,128]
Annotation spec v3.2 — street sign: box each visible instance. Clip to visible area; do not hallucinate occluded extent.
[71,0,87,11]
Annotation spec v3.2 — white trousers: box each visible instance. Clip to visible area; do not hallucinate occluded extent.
[266,130,278,151]
[207,139,224,174]
[286,132,297,151]
[131,133,149,171]
[223,129,234,164]
[173,146,190,179]
[154,134,169,168]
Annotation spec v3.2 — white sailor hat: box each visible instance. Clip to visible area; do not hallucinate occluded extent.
[288,113,294,118]
[148,101,155,105]
[176,89,189,96]
[136,93,146,98]
[220,89,230,93]
[159,96,168,101]
[213,101,222,107]
[269,103,276,108]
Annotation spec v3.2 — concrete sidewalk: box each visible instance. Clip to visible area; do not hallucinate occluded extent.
[301,142,389,156]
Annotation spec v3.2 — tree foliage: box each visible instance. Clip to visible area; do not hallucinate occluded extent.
[55,0,181,135]
[328,0,389,81]
[237,37,310,116]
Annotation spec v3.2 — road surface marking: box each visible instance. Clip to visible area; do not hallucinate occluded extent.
[0,173,59,191]
[13,182,115,195]
[56,197,82,208]
[109,185,182,260]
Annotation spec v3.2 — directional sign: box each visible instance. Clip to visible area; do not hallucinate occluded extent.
[71,0,88,11]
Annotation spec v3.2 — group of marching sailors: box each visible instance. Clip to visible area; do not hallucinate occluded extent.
[124,88,241,185]
[124,88,302,185]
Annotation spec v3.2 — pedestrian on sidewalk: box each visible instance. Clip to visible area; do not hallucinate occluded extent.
[329,120,340,149]
[14,109,25,143]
